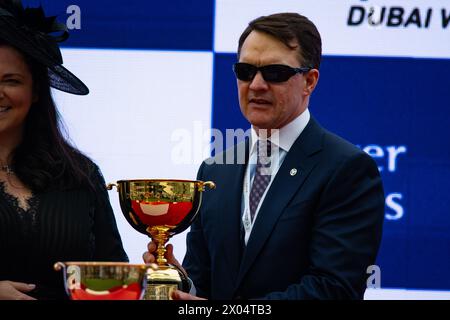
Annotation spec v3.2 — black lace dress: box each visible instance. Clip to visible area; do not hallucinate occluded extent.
[0,167,128,300]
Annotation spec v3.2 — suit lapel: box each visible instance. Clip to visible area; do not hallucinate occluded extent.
[220,139,249,284]
[235,118,324,289]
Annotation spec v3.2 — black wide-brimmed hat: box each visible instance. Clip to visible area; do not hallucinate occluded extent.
[0,0,89,95]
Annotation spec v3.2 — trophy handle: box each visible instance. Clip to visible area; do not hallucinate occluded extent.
[54,262,71,297]
[106,183,118,190]
[198,181,216,191]
[54,261,66,272]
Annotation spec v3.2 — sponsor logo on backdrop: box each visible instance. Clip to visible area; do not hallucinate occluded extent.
[348,0,450,29]
[358,144,407,221]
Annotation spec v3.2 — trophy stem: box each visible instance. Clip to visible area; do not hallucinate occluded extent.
[149,226,171,265]
[145,226,181,300]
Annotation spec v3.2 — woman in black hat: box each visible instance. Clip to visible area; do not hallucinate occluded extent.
[0,0,128,299]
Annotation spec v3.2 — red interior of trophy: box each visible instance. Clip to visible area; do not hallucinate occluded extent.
[131,200,193,226]
[69,283,142,300]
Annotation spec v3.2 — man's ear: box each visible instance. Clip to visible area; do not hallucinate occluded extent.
[303,69,320,96]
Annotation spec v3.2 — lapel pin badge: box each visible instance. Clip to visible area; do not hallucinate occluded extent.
[290,168,298,176]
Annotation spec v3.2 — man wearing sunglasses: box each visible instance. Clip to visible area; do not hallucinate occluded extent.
[144,12,384,300]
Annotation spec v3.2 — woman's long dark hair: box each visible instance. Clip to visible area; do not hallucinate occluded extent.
[5,42,94,192]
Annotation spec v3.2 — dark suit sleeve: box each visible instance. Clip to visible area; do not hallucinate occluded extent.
[182,161,212,298]
[264,152,384,299]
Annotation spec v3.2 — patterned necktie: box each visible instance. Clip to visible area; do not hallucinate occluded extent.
[249,140,272,222]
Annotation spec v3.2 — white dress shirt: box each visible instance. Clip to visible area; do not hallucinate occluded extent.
[241,108,311,244]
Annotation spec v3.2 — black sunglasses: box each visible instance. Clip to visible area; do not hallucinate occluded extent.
[232,63,311,83]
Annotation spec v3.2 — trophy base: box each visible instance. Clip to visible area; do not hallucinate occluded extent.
[143,265,185,300]
[144,282,180,300]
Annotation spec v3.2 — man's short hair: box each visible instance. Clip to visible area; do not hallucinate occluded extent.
[237,12,322,70]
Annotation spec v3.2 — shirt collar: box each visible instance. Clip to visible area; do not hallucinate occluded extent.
[250,108,310,155]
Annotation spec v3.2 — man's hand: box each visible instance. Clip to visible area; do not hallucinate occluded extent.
[0,281,37,300]
[142,241,187,277]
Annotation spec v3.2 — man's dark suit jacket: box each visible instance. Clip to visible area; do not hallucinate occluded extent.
[183,116,385,299]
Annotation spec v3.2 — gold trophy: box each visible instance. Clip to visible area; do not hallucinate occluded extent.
[54,262,153,300]
[107,179,215,300]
